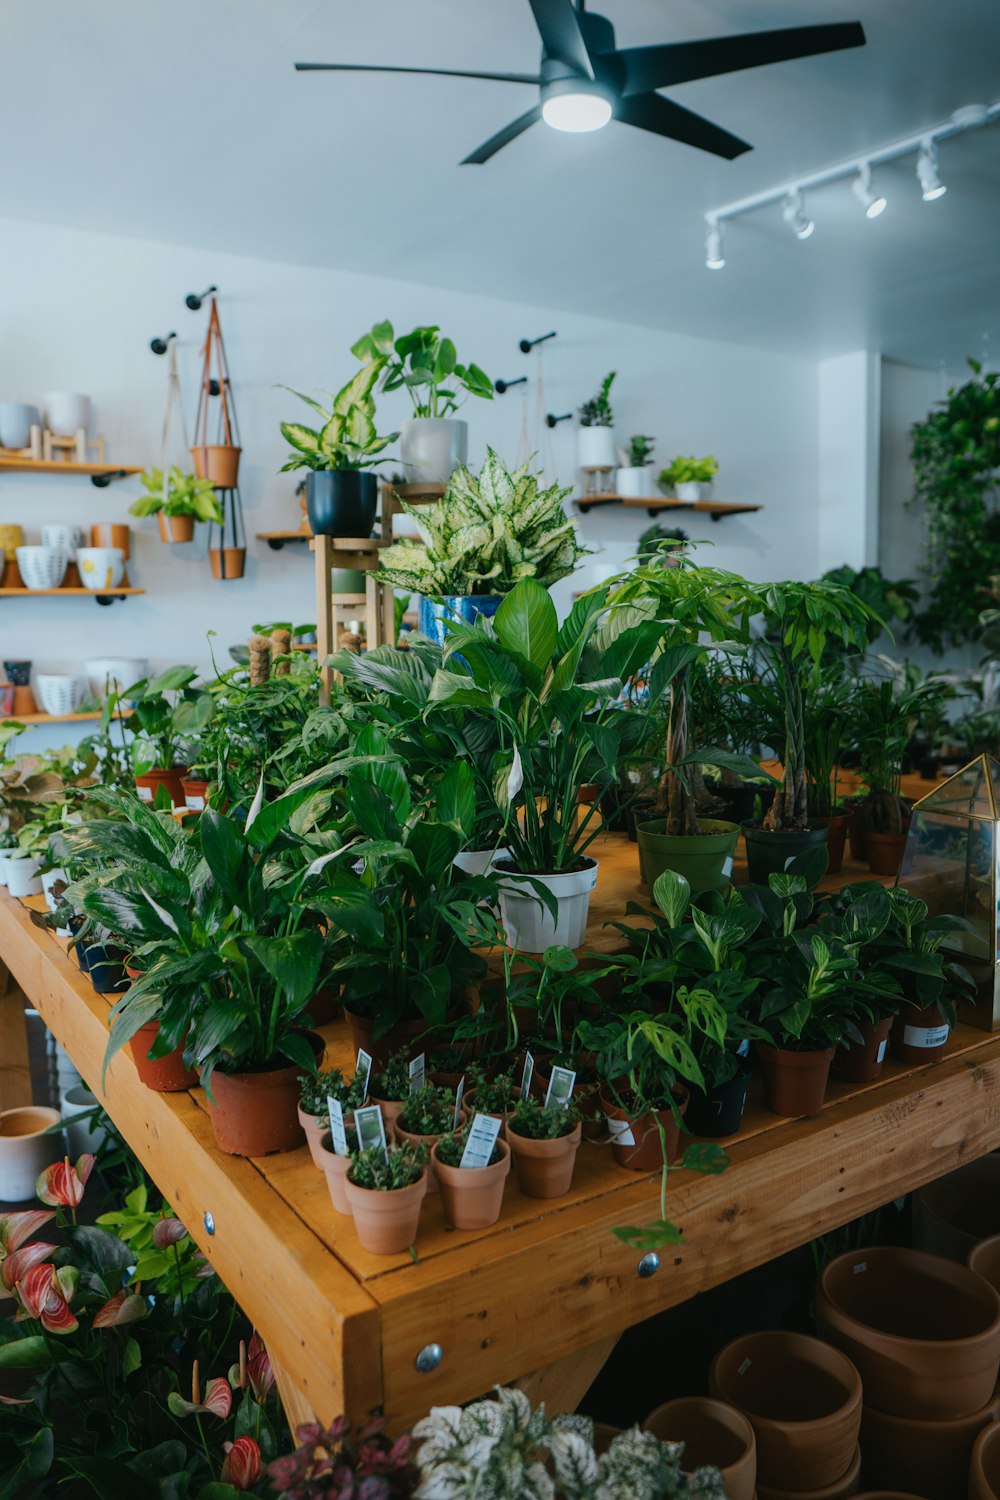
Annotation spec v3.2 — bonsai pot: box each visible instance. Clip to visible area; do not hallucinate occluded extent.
[860,1383,1000,1500]
[495,857,598,954]
[134,766,188,809]
[0,1106,63,1201]
[643,1396,757,1500]
[305,470,377,538]
[191,442,241,488]
[742,821,829,885]
[866,831,908,878]
[206,1036,323,1157]
[316,1129,354,1215]
[578,426,616,469]
[181,776,210,812]
[635,818,739,892]
[891,1003,950,1064]
[344,1165,428,1255]
[417,593,503,649]
[914,1157,1000,1263]
[601,1086,689,1170]
[758,1043,834,1118]
[970,1235,1000,1295]
[5,855,42,898]
[969,1417,1000,1500]
[819,812,851,876]
[506,1117,582,1199]
[709,1329,862,1492]
[209,546,246,581]
[756,1447,860,1500]
[833,1015,893,1085]
[400,416,467,485]
[157,512,196,544]
[129,1022,197,1091]
[817,1246,1000,1420]
[686,1069,752,1137]
[432,1136,510,1230]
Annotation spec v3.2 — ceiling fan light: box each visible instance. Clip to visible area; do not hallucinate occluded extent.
[541,89,613,133]
[852,162,886,218]
[917,139,947,200]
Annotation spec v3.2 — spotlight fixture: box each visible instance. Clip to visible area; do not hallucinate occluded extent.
[705,218,725,270]
[852,162,886,218]
[917,138,947,200]
[782,190,815,240]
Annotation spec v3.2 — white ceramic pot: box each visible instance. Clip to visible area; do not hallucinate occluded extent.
[399,417,468,485]
[35,675,81,717]
[41,524,83,553]
[577,426,616,470]
[675,481,702,503]
[52,1041,82,1098]
[60,1086,109,1159]
[0,1107,62,1201]
[41,865,70,935]
[453,846,511,877]
[6,855,42,898]
[43,392,91,438]
[497,858,599,953]
[16,545,67,590]
[616,466,654,499]
[76,547,124,592]
[84,657,148,703]
[0,403,40,450]
[0,847,18,886]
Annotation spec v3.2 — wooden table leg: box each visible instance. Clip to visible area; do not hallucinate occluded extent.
[513,1333,620,1413]
[0,962,32,1111]
[272,1354,320,1436]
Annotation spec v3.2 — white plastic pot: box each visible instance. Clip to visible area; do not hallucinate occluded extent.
[616,466,654,499]
[0,847,19,886]
[6,855,42,898]
[60,1086,109,1159]
[497,858,598,953]
[43,392,91,438]
[453,846,511,877]
[400,417,468,485]
[675,480,702,503]
[0,1107,62,1201]
[84,657,148,704]
[41,866,70,936]
[577,427,616,470]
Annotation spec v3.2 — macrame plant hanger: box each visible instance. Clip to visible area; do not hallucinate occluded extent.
[156,338,189,557]
[193,297,246,581]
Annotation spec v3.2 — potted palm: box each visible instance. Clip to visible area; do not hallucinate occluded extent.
[122,666,213,808]
[851,674,943,875]
[343,1141,428,1255]
[279,357,398,537]
[616,434,655,499]
[577,371,616,468]
[659,455,719,503]
[129,466,223,543]
[351,320,493,484]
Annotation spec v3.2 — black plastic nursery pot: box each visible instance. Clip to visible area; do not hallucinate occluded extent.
[81,941,130,995]
[741,820,829,885]
[305,470,377,538]
[686,1068,752,1137]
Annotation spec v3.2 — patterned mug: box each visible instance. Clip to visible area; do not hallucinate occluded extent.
[0,525,23,562]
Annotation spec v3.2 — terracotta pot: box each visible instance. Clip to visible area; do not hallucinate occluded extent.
[90,522,131,560]
[12,684,36,716]
[854,1494,926,1499]
[969,1420,1000,1500]
[847,804,867,861]
[304,987,339,1027]
[342,1007,429,1073]
[891,1004,951,1064]
[756,1446,860,1500]
[181,776,210,813]
[298,1104,333,1168]
[915,1157,1000,1263]
[464,1086,521,1123]
[392,1117,451,1194]
[758,1044,834,1117]
[206,1042,323,1157]
[709,1330,862,1492]
[817,1247,1000,1419]
[970,1236,1000,1296]
[819,813,851,876]
[860,1384,1000,1500]
[157,512,195,544]
[601,1087,689,1170]
[316,1129,355,1215]
[506,1118,582,1199]
[344,1165,428,1255]
[432,1137,510,1230]
[866,831,908,877]
[129,1022,197,1092]
[191,443,241,488]
[643,1396,757,1500]
[209,546,246,581]
[134,766,188,809]
[833,1015,894,1085]
[370,1095,407,1131]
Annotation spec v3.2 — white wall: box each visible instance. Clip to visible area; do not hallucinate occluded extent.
[0,214,821,751]
[817,351,881,575]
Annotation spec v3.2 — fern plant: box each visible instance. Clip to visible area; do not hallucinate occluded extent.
[376,449,586,595]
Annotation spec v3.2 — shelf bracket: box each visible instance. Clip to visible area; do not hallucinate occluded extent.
[267,539,286,552]
[90,470,133,489]
[94,593,130,606]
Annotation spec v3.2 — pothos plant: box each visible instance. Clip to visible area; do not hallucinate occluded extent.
[129,466,224,524]
[351,320,493,418]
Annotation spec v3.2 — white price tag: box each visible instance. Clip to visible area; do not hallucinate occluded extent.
[353,1104,387,1158]
[903,1023,949,1049]
[722,857,734,879]
[544,1066,576,1110]
[408,1053,426,1094]
[460,1112,502,1169]
[185,793,205,811]
[607,1115,635,1147]
[354,1048,373,1101]
[520,1051,534,1098]
[454,1075,465,1130]
[876,1040,888,1063]
[327,1095,349,1157]
[136,785,153,802]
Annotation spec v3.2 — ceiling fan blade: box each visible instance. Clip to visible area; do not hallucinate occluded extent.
[615,92,751,159]
[618,22,865,95]
[527,0,595,78]
[461,104,544,164]
[295,62,542,85]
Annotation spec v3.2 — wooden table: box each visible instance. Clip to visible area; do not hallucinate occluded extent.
[1,830,998,1435]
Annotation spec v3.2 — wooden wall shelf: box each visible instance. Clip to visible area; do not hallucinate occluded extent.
[0,457,142,487]
[256,530,312,551]
[0,586,144,605]
[575,495,763,521]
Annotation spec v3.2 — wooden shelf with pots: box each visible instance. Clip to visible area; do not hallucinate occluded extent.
[0,458,142,488]
[8,707,132,727]
[0,586,144,605]
[574,494,764,521]
[256,529,312,551]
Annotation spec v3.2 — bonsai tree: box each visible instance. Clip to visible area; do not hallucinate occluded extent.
[129,467,223,526]
[350,321,493,418]
[280,358,398,473]
[578,371,616,427]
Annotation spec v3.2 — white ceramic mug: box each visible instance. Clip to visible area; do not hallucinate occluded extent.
[41,524,83,553]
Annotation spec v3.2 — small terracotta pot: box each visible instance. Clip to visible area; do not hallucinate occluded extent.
[393,1112,463,1195]
[191,443,241,488]
[969,1420,1000,1500]
[134,766,188,809]
[464,1086,521,1123]
[316,1129,355,1215]
[129,1022,197,1092]
[12,684,36,716]
[209,546,246,581]
[833,1015,894,1085]
[709,1330,862,1492]
[820,812,852,876]
[756,1446,860,1500]
[506,1118,581,1199]
[970,1236,1000,1295]
[915,1157,1000,1263]
[180,776,210,812]
[860,1384,1000,1500]
[157,512,195,544]
[432,1137,510,1229]
[344,1165,427,1255]
[207,1042,323,1157]
[90,522,131,560]
[601,1087,689,1170]
[817,1247,1000,1419]
[370,1095,407,1131]
[643,1396,757,1500]
[866,831,908,877]
[758,1044,834,1117]
[891,1004,951,1064]
[298,1104,332,1169]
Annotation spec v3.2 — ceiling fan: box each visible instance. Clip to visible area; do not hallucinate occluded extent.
[295,0,865,165]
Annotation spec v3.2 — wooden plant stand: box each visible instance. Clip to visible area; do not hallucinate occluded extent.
[313,535,393,701]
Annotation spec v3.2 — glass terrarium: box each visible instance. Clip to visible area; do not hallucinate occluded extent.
[898,754,1000,1030]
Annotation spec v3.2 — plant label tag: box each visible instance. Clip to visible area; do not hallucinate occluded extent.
[738,1358,752,1376]
[737,1039,751,1058]
[607,1115,635,1147]
[545,1066,576,1110]
[327,1095,350,1157]
[853,1261,867,1274]
[520,1051,535,1098]
[876,1040,888,1063]
[353,1104,387,1159]
[454,1075,465,1130]
[354,1049,373,1102]
[408,1053,426,1094]
[722,857,734,878]
[136,785,153,802]
[903,1023,949,1049]
[460,1113,501,1170]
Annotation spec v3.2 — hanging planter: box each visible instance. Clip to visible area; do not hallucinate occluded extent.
[191,297,242,488]
[157,512,195,544]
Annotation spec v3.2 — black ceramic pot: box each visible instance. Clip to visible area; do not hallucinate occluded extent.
[305,471,377,538]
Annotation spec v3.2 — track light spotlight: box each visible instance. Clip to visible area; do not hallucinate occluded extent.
[705,218,725,270]
[782,190,815,240]
[917,138,947,200]
[852,162,886,218]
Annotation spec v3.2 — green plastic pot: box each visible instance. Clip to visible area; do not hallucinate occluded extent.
[635,818,740,892]
[331,568,365,595]
[741,820,829,885]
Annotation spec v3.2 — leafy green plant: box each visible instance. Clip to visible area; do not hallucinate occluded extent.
[659,455,719,487]
[376,448,587,596]
[870,887,977,1025]
[756,931,864,1051]
[626,434,655,467]
[372,1050,412,1103]
[298,1066,366,1118]
[397,1084,457,1137]
[436,1122,503,1169]
[347,1142,427,1191]
[636,523,688,564]
[351,320,493,418]
[122,665,213,776]
[578,371,616,427]
[129,466,223,524]
[820,564,918,647]
[850,675,935,832]
[471,1071,518,1114]
[280,358,398,472]
[506,1095,580,1139]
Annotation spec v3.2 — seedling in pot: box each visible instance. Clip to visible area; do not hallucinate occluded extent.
[299,1066,365,1119]
[397,1084,459,1138]
[506,1095,580,1140]
[347,1141,427,1191]
[436,1119,504,1170]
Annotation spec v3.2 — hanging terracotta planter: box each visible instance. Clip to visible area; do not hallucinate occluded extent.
[709,1330,862,1493]
[344,1166,428,1255]
[129,1022,197,1092]
[432,1137,510,1230]
[891,1003,951,1064]
[157,512,195,544]
[817,1247,1000,1419]
[134,767,188,809]
[506,1117,582,1199]
[192,443,241,488]
[208,546,246,581]
[601,1086,689,1170]
[643,1396,757,1500]
[833,1015,893,1084]
[758,1043,834,1117]
[969,1420,1000,1500]
[860,1383,1000,1500]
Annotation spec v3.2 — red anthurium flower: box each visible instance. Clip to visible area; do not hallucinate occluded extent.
[0,1210,55,1254]
[35,1154,95,1209]
[15,1263,78,1335]
[167,1375,233,1420]
[151,1216,188,1250]
[0,1242,59,1291]
[221,1437,263,1491]
[92,1290,147,1328]
[247,1331,274,1403]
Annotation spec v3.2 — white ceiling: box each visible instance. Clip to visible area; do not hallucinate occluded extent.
[3,0,999,367]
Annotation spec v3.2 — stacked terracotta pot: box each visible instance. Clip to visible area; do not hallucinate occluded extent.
[817,1247,1000,1500]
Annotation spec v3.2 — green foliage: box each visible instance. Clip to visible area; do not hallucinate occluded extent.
[436,1122,503,1168]
[506,1095,579,1140]
[820,564,918,646]
[471,1071,518,1114]
[376,448,587,595]
[373,1050,413,1103]
[626,434,655,467]
[636,523,688,564]
[659,454,719,487]
[280,357,398,472]
[351,320,493,418]
[347,1141,427,1190]
[123,665,213,775]
[578,370,616,427]
[298,1066,366,1117]
[397,1083,457,1137]
[129,466,223,523]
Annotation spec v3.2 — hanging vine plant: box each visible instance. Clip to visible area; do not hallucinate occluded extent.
[910,359,1000,653]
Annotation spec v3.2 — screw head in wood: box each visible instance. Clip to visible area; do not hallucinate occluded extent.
[637,1252,660,1278]
[203,1211,215,1236]
[416,1343,443,1373]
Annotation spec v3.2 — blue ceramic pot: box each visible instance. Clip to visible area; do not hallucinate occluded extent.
[417,594,504,647]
